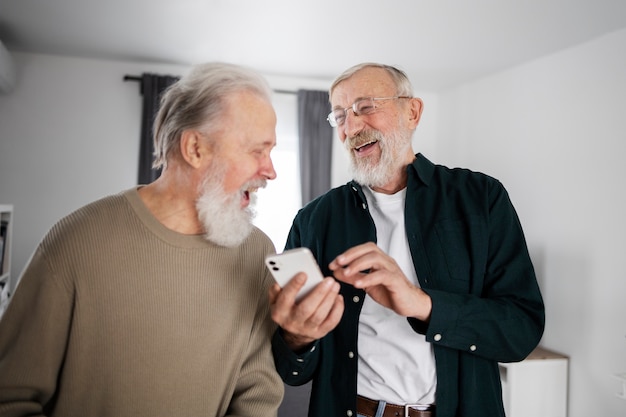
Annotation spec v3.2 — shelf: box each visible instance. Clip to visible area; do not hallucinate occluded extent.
[0,204,13,318]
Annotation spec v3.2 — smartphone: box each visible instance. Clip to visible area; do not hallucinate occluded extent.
[265,247,324,301]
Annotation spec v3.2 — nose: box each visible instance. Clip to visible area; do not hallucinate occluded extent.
[341,109,364,140]
[261,154,277,180]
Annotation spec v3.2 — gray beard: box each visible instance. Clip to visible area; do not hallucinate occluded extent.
[195,164,265,248]
[345,129,412,188]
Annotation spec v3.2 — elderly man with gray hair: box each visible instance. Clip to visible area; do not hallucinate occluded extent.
[0,62,283,417]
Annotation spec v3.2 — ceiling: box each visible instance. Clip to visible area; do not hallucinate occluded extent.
[1,0,626,91]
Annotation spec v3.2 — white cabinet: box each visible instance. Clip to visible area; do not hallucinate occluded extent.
[499,346,568,417]
[0,204,13,318]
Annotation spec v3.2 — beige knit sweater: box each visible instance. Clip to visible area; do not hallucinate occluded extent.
[0,188,284,417]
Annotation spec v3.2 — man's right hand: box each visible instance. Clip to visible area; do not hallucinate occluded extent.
[269,273,344,351]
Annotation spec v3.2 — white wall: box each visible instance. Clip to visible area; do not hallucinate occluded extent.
[0,53,189,293]
[436,29,626,416]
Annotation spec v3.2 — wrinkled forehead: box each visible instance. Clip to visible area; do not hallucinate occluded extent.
[330,67,398,108]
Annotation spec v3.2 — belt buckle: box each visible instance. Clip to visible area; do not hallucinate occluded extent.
[404,403,429,417]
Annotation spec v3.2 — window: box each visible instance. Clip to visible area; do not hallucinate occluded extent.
[254,93,301,251]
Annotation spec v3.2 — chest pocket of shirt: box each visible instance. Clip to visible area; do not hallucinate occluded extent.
[434,216,485,288]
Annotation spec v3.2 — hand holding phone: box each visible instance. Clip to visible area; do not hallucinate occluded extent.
[265,248,324,301]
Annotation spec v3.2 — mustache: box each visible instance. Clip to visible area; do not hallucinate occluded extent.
[243,178,268,192]
[345,130,383,150]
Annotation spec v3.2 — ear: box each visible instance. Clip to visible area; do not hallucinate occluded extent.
[180,130,210,169]
[407,97,424,129]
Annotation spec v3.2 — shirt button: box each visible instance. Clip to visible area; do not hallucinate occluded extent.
[296,358,304,363]
[292,371,299,376]
[470,345,477,352]
[347,410,353,416]
[348,351,354,358]
[353,296,360,303]
[434,334,442,342]
[362,203,367,210]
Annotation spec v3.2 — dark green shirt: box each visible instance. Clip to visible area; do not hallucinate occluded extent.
[272,154,545,417]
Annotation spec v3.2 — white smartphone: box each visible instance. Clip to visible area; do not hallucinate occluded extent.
[265,247,324,301]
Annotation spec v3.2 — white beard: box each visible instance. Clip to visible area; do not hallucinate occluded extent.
[195,163,265,248]
[345,128,413,188]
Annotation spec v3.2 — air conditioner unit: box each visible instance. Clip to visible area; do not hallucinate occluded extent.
[0,40,16,93]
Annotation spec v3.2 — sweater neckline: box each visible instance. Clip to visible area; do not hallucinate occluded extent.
[123,187,215,249]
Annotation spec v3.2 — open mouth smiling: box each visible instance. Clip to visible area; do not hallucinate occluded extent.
[242,186,260,207]
[354,139,378,153]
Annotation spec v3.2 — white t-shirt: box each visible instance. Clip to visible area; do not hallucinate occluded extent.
[357,186,436,405]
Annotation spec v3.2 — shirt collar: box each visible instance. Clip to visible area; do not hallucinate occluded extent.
[408,153,435,186]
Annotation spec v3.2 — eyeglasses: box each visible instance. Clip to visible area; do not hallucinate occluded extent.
[327,96,411,127]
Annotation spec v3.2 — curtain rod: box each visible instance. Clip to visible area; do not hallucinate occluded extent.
[123,74,297,95]
[273,89,297,95]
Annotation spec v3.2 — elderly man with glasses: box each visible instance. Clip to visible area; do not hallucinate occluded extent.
[269,63,545,417]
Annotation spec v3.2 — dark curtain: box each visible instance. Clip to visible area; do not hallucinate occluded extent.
[137,73,179,185]
[278,90,332,417]
[297,89,333,205]
[278,383,310,417]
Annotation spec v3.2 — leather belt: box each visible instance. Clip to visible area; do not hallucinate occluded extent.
[357,395,435,417]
